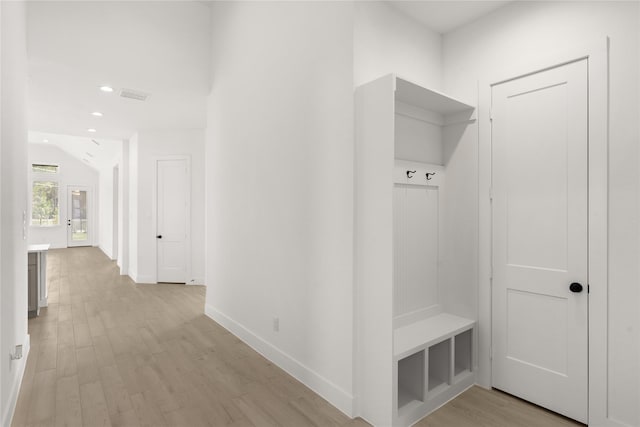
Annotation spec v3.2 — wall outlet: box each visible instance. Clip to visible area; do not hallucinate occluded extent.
[11,345,22,360]
[273,317,279,332]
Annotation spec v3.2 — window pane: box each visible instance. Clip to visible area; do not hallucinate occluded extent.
[31,181,59,226]
[32,164,58,174]
[71,190,88,241]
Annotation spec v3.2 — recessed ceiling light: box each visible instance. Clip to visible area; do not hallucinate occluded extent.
[99,86,114,93]
[87,128,97,133]
[43,139,49,143]
[91,111,103,117]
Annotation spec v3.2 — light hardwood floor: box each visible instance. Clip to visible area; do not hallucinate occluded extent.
[12,247,583,427]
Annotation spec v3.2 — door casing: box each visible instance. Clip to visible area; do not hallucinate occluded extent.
[66,185,92,248]
[490,59,588,422]
[153,155,191,284]
[477,37,609,425]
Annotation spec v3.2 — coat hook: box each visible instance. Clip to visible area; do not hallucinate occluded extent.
[426,172,436,181]
[407,170,416,179]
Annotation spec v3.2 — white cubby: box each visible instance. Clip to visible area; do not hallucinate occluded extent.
[428,339,451,394]
[356,74,477,426]
[455,329,473,378]
[397,351,425,411]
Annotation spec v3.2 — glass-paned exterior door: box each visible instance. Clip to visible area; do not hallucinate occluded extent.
[67,186,90,247]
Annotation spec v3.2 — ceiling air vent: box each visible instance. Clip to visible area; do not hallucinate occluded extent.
[119,88,150,102]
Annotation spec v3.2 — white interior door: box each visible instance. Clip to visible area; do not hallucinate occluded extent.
[156,158,189,283]
[67,186,90,247]
[491,60,588,423]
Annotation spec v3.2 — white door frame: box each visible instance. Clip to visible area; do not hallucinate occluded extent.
[152,155,191,284]
[66,185,93,247]
[112,165,119,261]
[478,37,609,425]
[117,141,129,276]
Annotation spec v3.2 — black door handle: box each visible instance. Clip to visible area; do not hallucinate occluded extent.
[67,220,71,226]
[156,235,162,239]
[569,282,583,293]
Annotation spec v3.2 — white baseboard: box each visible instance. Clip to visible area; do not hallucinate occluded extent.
[131,274,155,284]
[204,304,355,417]
[2,334,30,427]
[137,275,156,284]
[98,245,115,261]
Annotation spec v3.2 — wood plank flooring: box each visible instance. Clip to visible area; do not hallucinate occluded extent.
[12,247,583,427]
[417,386,583,427]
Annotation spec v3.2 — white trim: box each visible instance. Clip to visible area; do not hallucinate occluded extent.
[98,245,115,261]
[478,37,609,426]
[112,165,119,262]
[153,155,192,284]
[204,304,355,418]
[3,335,30,427]
[131,274,155,284]
[118,141,129,276]
[187,277,204,285]
[66,185,93,248]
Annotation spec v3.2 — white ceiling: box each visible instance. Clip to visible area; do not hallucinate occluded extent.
[388,1,511,34]
[29,131,122,172]
[27,1,507,168]
[26,1,211,166]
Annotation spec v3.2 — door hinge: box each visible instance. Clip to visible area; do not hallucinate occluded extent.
[489,187,493,203]
[490,346,493,361]
[489,108,493,122]
[588,284,590,294]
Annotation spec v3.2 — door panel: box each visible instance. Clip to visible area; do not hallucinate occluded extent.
[157,159,189,283]
[67,186,90,247]
[492,60,588,423]
[393,184,439,318]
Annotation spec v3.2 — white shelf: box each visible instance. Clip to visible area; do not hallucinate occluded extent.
[394,313,475,360]
[398,387,423,412]
[395,77,474,116]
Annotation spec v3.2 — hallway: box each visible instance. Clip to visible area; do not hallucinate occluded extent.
[12,247,583,427]
[13,248,359,427]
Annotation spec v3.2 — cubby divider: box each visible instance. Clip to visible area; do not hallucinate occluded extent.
[454,329,472,379]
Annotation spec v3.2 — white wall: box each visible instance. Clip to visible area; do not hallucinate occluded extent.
[117,140,129,275]
[0,2,29,425]
[98,163,118,260]
[98,167,113,257]
[354,1,442,88]
[443,2,640,426]
[28,144,99,249]
[128,129,204,284]
[206,1,355,415]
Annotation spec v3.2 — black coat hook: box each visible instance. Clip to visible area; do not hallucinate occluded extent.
[426,172,436,181]
[407,170,416,179]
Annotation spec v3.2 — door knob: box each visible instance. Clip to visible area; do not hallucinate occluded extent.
[156,235,162,239]
[569,282,583,293]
